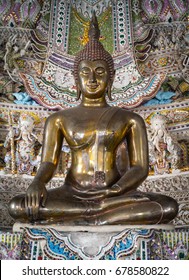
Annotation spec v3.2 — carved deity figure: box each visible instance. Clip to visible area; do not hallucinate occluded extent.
[4,114,41,174]
[8,12,178,225]
[148,113,180,175]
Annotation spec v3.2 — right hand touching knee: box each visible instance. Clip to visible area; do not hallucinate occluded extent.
[25,179,48,221]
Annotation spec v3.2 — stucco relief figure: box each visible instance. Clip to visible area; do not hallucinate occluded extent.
[4,114,41,174]
[9,13,178,225]
[15,114,41,174]
[148,113,180,175]
[3,34,30,82]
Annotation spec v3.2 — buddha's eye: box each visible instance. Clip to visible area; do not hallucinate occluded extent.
[95,67,105,75]
[81,67,90,75]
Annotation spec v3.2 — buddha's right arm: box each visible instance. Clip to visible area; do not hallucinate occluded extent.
[31,113,64,184]
[25,114,63,219]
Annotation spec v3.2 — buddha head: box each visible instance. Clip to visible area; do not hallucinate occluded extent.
[74,11,115,100]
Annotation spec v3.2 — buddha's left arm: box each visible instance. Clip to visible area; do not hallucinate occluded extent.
[111,114,149,195]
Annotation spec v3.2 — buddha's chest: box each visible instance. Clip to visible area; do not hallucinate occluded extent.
[63,117,126,149]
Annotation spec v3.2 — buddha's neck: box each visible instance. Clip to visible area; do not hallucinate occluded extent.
[80,96,109,107]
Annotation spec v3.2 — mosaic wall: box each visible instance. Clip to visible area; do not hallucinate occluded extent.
[133,0,189,77]
[1,1,189,109]
[132,0,189,106]
[0,0,50,104]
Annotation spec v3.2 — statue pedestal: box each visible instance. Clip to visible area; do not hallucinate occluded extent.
[9,223,188,260]
[1,223,189,259]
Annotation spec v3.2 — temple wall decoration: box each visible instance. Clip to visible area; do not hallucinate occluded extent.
[0,0,189,260]
[1,1,189,108]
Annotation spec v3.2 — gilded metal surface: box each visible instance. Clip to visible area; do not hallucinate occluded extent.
[8,12,178,225]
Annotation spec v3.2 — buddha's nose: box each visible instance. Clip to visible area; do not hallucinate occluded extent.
[89,70,97,83]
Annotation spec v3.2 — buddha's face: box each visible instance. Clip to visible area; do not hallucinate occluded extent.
[78,60,110,99]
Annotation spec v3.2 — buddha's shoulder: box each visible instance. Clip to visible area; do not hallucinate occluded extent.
[117,108,144,122]
[46,107,77,121]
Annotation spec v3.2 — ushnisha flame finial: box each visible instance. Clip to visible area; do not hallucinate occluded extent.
[88,10,100,41]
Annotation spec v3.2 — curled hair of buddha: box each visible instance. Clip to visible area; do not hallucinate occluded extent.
[74,10,114,100]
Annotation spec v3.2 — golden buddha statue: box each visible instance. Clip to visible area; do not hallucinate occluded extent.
[8,12,178,225]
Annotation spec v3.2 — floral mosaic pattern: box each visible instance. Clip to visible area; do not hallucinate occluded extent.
[0,232,22,260]
[132,0,189,84]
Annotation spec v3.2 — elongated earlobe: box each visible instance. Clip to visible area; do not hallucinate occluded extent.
[107,83,113,101]
[76,84,81,100]
[107,70,115,101]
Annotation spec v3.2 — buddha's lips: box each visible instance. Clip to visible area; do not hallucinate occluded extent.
[87,84,99,89]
